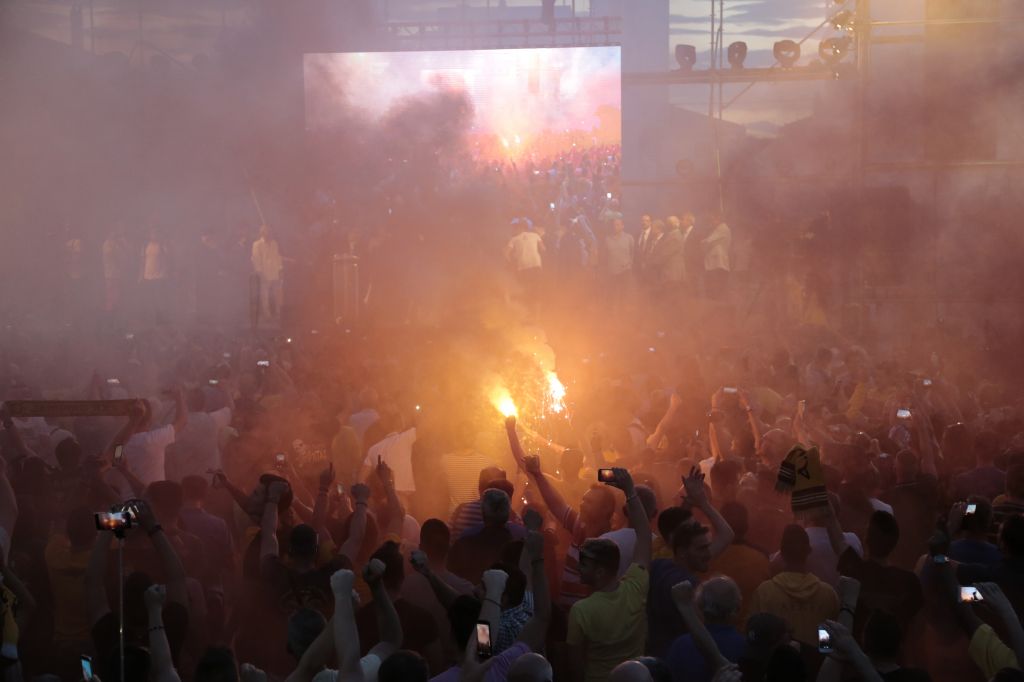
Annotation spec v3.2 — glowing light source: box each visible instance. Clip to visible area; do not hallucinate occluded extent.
[830,10,856,33]
[546,372,566,413]
[491,387,518,418]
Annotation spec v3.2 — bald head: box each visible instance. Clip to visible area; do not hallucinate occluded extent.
[507,653,553,682]
[609,661,652,682]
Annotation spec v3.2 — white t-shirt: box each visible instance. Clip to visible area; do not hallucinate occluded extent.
[703,222,732,272]
[251,238,283,281]
[165,408,231,481]
[505,231,543,271]
[365,428,417,493]
[600,527,656,577]
[125,424,176,486]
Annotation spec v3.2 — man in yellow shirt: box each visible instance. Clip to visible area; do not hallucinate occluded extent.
[748,524,838,646]
[566,467,651,682]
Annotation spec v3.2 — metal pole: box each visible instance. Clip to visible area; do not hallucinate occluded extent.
[118,537,125,682]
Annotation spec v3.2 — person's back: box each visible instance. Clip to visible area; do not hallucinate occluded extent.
[750,525,838,646]
[707,503,769,623]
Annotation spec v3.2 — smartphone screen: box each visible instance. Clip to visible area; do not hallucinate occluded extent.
[94,511,131,532]
[896,409,912,419]
[336,483,344,496]
[598,468,616,483]
[966,503,978,515]
[933,554,949,564]
[960,586,983,603]
[475,622,492,659]
[723,387,738,394]
[81,654,93,679]
[113,445,123,464]
[817,627,832,653]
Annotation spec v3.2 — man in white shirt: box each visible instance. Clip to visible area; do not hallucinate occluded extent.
[604,218,634,313]
[108,388,188,498]
[165,388,232,481]
[251,225,284,322]
[361,426,417,495]
[504,222,545,314]
[702,214,732,300]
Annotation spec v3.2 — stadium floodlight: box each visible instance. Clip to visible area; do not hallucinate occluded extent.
[819,36,852,66]
[675,44,697,71]
[773,40,801,68]
[727,42,748,69]
[830,10,856,33]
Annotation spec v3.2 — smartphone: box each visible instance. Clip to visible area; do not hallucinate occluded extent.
[896,409,912,419]
[125,333,135,341]
[208,379,219,386]
[336,483,344,496]
[106,378,120,385]
[257,360,271,368]
[723,387,738,395]
[598,468,616,483]
[817,626,832,654]
[966,503,978,515]
[223,352,232,359]
[94,511,132,532]
[81,654,93,679]
[113,444,124,465]
[648,347,656,353]
[286,337,293,344]
[475,621,492,659]
[415,404,422,412]
[922,378,933,387]
[549,202,556,210]
[933,554,949,564]
[274,453,286,469]
[960,586,984,603]
[606,192,612,199]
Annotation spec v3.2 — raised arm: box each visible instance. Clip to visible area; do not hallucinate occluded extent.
[976,582,1024,665]
[259,483,288,563]
[311,463,334,544]
[364,558,402,660]
[523,455,572,531]
[506,416,528,471]
[479,569,509,639]
[145,585,183,682]
[212,470,252,514]
[516,529,552,652]
[376,460,405,538]
[681,467,734,558]
[737,389,764,453]
[410,550,459,611]
[912,401,939,478]
[823,497,850,558]
[0,407,37,461]
[339,484,370,564]
[610,468,650,568]
[672,581,730,671]
[816,577,863,682]
[816,620,883,682]
[645,392,681,450]
[330,570,365,682]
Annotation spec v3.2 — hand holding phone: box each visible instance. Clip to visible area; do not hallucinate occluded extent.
[597,468,616,483]
[960,586,984,603]
[475,621,492,659]
[81,654,93,680]
[817,626,833,654]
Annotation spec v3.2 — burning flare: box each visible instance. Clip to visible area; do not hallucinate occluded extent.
[491,387,518,418]
[546,371,566,414]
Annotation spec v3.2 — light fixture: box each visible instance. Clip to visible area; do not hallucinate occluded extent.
[818,36,851,66]
[773,39,801,68]
[727,41,748,69]
[830,10,856,32]
[675,44,697,71]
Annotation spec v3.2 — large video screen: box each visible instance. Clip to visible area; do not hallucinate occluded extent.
[303,46,621,163]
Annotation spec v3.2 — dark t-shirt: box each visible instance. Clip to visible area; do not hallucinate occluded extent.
[356,598,438,658]
[882,475,939,570]
[261,554,348,617]
[91,601,188,677]
[882,668,932,682]
[448,525,515,584]
[837,547,923,639]
[647,559,698,657]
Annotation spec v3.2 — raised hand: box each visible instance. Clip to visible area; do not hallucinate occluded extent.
[266,480,290,504]
[525,530,544,561]
[482,569,509,597]
[330,568,355,597]
[410,549,430,575]
[363,557,386,586]
[603,467,634,494]
[680,466,708,508]
[671,580,695,607]
[523,454,542,476]
[505,415,517,432]
[523,508,543,532]
[351,482,371,505]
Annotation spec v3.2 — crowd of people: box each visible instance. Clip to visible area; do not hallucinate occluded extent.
[0,272,1022,682]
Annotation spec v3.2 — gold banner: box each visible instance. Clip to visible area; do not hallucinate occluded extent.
[4,400,137,418]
